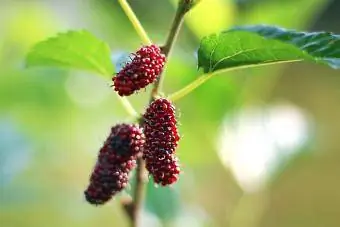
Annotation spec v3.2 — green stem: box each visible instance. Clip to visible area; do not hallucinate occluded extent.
[118,0,152,45]
[151,0,194,98]
[168,72,214,102]
[115,0,152,118]
[116,95,138,117]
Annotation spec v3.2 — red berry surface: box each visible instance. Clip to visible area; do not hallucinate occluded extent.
[143,98,181,186]
[113,44,166,96]
[84,124,145,205]
[145,152,180,186]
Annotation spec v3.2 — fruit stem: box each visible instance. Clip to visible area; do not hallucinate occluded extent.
[117,95,138,117]
[151,0,194,98]
[118,0,152,45]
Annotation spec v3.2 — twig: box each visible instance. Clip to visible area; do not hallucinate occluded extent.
[151,0,193,98]
[132,157,147,227]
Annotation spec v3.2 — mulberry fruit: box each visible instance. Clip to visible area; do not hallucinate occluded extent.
[143,98,181,186]
[84,124,145,205]
[113,44,166,96]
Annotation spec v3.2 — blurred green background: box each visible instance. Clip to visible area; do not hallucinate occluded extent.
[1,0,340,226]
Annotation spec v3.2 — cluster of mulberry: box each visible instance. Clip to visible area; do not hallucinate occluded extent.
[84,124,145,205]
[112,44,166,96]
[85,45,181,205]
[143,98,180,186]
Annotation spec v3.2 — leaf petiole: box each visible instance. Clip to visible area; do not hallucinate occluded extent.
[168,59,302,102]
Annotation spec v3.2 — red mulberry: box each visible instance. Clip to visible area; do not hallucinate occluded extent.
[113,44,166,96]
[84,124,145,205]
[143,98,181,186]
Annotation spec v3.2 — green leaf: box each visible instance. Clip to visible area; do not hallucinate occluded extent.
[26,30,114,76]
[198,25,340,73]
[145,178,181,222]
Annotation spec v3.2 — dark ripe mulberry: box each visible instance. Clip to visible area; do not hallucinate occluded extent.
[85,159,136,205]
[84,124,145,205]
[113,44,166,96]
[143,98,181,186]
